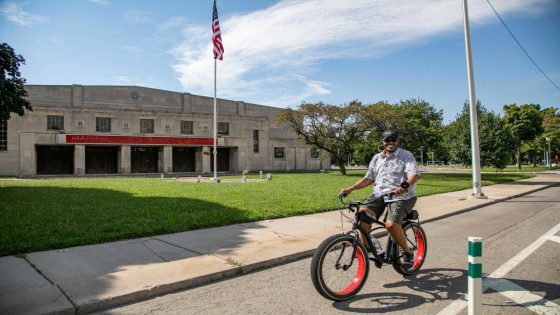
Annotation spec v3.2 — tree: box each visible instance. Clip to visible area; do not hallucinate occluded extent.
[444,101,514,170]
[353,101,401,165]
[393,98,444,164]
[503,103,544,169]
[541,107,560,164]
[1,43,32,124]
[277,101,368,175]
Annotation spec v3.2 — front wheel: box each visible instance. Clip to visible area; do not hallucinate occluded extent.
[310,234,370,301]
[393,222,427,276]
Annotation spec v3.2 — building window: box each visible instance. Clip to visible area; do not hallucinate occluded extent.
[253,130,259,153]
[181,120,193,134]
[96,117,111,132]
[311,147,320,159]
[47,115,64,131]
[218,122,229,135]
[140,119,154,133]
[274,147,285,159]
[0,122,7,151]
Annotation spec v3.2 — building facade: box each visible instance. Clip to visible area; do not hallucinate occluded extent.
[0,85,326,177]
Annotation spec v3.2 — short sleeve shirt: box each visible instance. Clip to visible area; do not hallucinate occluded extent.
[364,148,420,201]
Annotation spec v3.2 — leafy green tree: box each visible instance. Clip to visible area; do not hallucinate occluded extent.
[503,103,544,169]
[444,101,514,170]
[393,98,444,164]
[353,101,401,165]
[277,100,368,175]
[1,43,32,124]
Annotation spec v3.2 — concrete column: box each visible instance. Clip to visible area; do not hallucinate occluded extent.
[202,146,211,173]
[19,133,36,176]
[74,144,85,175]
[119,145,131,174]
[163,145,173,173]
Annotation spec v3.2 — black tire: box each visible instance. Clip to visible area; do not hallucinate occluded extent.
[392,222,427,276]
[310,234,370,301]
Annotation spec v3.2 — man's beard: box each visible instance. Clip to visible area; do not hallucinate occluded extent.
[384,143,398,152]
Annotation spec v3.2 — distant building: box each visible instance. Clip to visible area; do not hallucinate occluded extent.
[0,85,326,177]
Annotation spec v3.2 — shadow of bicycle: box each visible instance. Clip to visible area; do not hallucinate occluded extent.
[333,268,467,313]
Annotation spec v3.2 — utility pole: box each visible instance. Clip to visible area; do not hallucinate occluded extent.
[463,0,485,198]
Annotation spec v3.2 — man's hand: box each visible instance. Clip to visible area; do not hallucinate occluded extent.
[395,187,406,196]
[340,188,353,197]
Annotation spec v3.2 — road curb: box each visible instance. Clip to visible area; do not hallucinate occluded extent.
[69,181,560,314]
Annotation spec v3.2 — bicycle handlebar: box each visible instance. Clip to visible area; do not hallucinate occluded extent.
[338,181,410,210]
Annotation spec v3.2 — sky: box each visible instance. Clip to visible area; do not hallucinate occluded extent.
[1,0,559,123]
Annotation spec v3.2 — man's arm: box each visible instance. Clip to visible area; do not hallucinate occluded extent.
[341,178,374,196]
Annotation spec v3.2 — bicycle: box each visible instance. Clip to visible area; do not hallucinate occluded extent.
[310,182,427,301]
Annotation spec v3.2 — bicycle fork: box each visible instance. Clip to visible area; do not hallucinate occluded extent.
[335,233,360,271]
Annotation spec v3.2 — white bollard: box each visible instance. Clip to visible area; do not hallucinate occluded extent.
[197,175,201,183]
[160,173,164,181]
[468,237,482,315]
[260,171,263,179]
[266,173,272,181]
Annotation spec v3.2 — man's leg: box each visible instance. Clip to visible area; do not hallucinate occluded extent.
[386,220,409,252]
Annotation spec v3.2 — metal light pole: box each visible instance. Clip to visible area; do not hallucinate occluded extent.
[463,0,485,198]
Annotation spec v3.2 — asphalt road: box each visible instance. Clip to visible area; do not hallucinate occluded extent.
[98,187,560,315]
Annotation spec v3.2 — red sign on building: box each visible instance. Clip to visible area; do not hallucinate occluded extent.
[66,135,214,146]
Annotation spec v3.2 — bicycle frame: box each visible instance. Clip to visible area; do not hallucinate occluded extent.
[342,199,415,268]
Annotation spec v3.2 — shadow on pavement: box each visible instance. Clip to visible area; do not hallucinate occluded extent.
[333,268,466,312]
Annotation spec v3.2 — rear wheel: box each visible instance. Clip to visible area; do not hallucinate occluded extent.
[310,234,370,301]
[392,222,427,276]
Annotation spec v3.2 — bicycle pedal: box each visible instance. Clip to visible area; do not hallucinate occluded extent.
[374,259,383,269]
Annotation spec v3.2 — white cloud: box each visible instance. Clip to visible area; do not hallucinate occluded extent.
[90,0,110,5]
[113,75,155,86]
[158,16,187,30]
[124,10,154,25]
[172,0,552,107]
[0,2,46,27]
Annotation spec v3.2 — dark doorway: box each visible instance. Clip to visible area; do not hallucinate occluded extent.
[210,148,229,172]
[131,146,159,173]
[173,147,196,172]
[85,146,118,174]
[36,145,74,175]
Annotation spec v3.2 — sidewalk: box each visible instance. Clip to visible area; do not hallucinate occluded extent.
[1,171,559,315]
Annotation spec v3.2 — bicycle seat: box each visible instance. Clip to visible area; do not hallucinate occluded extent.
[405,210,419,220]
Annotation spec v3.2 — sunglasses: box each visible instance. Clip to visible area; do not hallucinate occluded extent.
[383,138,397,143]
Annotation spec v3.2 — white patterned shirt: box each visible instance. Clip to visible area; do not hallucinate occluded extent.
[364,148,420,201]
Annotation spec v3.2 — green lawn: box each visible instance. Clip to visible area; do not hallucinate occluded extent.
[439,165,558,173]
[0,171,529,256]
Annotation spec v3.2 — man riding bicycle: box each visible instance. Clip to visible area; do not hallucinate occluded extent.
[341,130,420,267]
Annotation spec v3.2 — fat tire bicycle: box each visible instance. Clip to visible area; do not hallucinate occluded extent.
[310,183,428,301]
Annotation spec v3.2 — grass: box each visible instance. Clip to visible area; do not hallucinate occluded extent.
[0,171,530,256]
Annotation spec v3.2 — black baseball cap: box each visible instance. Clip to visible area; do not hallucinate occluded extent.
[381,130,399,140]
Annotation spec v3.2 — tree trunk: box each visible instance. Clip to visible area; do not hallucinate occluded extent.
[515,146,522,170]
[338,161,347,175]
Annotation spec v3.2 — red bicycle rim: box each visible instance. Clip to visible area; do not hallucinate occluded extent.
[413,227,425,269]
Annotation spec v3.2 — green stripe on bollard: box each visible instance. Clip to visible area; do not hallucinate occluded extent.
[468,262,482,278]
[468,241,482,257]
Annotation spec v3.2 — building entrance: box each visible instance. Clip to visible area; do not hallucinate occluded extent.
[173,147,196,172]
[131,146,159,173]
[210,148,230,172]
[85,146,118,174]
[36,145,74,175]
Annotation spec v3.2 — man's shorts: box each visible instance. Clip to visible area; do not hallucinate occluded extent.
[360,195,417,225]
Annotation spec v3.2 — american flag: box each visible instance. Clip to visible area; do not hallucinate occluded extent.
[212,0,224,60]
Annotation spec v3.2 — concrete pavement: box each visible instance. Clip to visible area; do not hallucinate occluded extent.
[1,171,559,315]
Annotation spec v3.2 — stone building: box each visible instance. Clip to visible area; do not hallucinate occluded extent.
[0,85,326,177]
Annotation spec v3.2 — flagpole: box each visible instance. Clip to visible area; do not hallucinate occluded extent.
[213,58,218,180]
